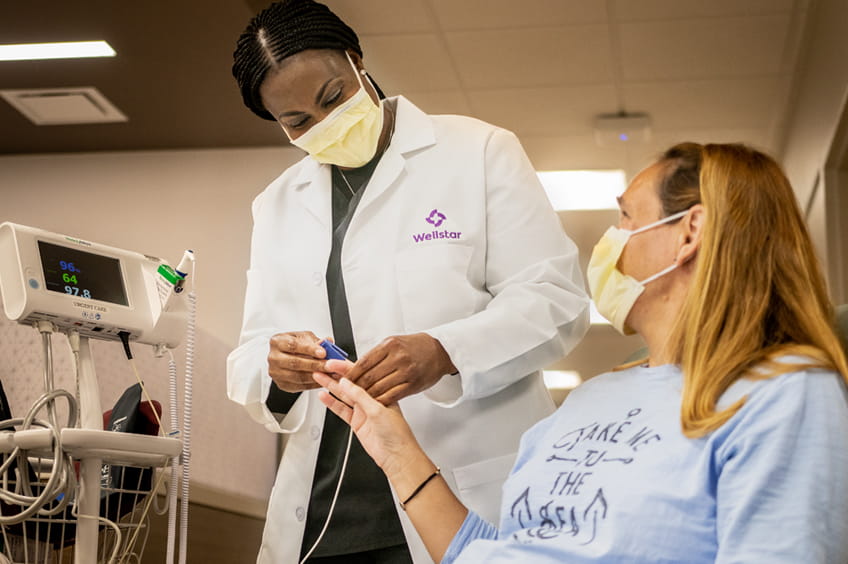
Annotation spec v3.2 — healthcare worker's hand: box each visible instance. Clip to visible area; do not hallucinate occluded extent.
[345,333,457,405]
[314,365,426,479]
[268,331,332,393]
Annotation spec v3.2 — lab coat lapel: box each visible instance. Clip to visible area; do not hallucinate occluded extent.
[354,96,436,215]
[355,150,403,214]
[292,156,332,230]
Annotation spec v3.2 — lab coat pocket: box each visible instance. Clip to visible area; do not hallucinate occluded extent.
[452,451,517,525]
[395,244,477,332]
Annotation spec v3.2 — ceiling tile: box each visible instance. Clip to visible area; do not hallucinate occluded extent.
[446,26,614,89]
[613,0,794,21]
[521,129,770,181]
[649,128,773,151]
[323,0,437,33]
[359,34,460,94]
[623,77,783,130]
[519,134,629,172]
[620,15,791,80]
[467,85,619,137]
[403,90,472,115]
[430,0,607,30]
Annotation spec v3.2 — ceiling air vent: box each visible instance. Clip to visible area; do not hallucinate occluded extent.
[0,87,127,125]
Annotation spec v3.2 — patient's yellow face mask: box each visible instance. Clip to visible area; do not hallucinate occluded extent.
[587,210,688,335]
[284,52,384,168]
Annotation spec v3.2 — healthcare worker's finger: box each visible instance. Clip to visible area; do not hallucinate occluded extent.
[358,363,397,394]
[268,352,324,391]
[354,334,453,402]
[268,346,327,374]
[375,383,414,406]
[344,344,390,385]
[364,369,403,399]
[267,331,332,392]
[268,369,320,393]
[270,331,326,358]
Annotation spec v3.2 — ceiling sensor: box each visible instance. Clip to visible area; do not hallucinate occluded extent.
[593,112,652,146]
[0,87,127,125]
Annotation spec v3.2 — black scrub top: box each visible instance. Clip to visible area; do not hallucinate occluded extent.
[266,154,407,558]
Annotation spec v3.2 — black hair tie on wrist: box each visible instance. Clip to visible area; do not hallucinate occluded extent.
[400,467,441,511]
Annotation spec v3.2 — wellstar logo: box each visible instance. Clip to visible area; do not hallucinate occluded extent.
[413,209,461,242]
[426,209,446,227]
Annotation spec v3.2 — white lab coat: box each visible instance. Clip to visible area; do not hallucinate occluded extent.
[226,96,589,563]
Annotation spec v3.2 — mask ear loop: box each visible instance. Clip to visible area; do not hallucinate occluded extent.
[345,51,374,95]
[630,209,689,236]
[344,50,387,150]
[631,210,690,285]
[638,262,678,285]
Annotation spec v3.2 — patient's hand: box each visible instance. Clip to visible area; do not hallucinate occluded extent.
[314,362,426,480]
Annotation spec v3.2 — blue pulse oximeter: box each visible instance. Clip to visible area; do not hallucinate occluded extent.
[319,339,349,361]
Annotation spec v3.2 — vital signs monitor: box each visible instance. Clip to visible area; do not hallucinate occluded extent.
[0,222,187,348]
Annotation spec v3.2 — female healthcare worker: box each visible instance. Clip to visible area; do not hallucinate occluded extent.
[225,1,590,563]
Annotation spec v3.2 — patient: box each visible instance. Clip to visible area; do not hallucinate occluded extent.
[315,142,848,563]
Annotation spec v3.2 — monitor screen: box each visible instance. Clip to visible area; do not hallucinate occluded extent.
[37,240,129,306]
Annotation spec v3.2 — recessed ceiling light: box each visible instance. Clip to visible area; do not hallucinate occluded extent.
[537,170,625,211]
[0,41,116,62]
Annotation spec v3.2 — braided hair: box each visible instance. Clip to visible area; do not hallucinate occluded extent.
[233,0,383,120]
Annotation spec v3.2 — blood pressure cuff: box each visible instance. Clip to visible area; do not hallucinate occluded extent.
[100,382,162,522]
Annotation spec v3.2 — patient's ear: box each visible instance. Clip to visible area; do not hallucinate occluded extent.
[676,204,704,265]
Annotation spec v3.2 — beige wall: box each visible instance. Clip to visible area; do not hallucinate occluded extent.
[781,0,848,205]
[0,146,303,347]
[0,145,306,512]
[779,0,848,303]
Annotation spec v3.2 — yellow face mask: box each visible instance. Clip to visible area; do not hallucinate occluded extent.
[285,52,384,168]
[587,210,688,335]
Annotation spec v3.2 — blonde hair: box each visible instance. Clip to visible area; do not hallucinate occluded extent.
[660,143,848,437]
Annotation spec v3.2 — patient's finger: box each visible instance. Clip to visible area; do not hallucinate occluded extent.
[317,390,353,423]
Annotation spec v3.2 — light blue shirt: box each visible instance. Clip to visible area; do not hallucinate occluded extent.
[443,361,848,563]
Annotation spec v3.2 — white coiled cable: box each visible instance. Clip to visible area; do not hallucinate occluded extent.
[178,288,196,564]
[166,352,180,564]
